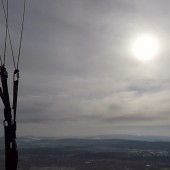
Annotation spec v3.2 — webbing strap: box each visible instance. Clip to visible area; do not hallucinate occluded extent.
[0,66,18,170]
[0,87,4,105]
[13,70,19,120]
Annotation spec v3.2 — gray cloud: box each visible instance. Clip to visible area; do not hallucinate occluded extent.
[0,0,170,137]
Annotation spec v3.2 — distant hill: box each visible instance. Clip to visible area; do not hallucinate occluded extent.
[7,137,170,151]
[1,135,170,151]
[88,134,170,141]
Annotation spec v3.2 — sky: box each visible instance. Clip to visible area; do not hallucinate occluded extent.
[1,0,170,137]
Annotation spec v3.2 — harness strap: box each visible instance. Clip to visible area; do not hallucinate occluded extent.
[13,69,19,120]
[0,87,4,105]
[0,66,18,170]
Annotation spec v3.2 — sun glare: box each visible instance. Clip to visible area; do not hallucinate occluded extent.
[132,34,159,61]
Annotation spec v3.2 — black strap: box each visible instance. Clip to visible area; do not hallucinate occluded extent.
[13,69,19,120]
[0,66,18,170]
[0,87,4,105]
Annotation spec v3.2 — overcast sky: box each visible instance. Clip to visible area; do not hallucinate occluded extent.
[1,0,170,137]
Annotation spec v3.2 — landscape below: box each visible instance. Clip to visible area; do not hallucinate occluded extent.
[0,135,170,170]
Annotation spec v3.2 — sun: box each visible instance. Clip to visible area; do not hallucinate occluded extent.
[132,34,159,61]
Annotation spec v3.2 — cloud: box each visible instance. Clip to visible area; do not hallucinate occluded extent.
[0,0,170,136]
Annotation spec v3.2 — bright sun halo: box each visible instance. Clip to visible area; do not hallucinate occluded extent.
[132,34,159,61]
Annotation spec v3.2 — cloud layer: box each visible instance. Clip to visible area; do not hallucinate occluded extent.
[0,0,170,137]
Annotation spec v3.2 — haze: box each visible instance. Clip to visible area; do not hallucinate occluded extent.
[0,0,170,137]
